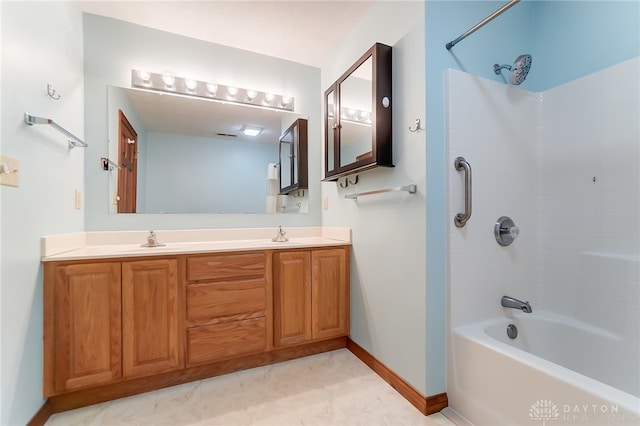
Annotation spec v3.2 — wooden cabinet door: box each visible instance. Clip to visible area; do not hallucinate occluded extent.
[122,259,182,379]
[312,248,349,340]
[273,251,311,347]
[46,262,122,395]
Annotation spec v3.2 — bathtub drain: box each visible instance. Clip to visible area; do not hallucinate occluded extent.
[507,323,518,339]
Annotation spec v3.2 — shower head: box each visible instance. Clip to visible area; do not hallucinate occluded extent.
[493,54,532,85]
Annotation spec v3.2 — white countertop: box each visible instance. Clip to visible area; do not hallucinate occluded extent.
[41,227,351,262]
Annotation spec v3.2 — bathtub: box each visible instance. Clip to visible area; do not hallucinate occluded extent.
[448,311,640,425]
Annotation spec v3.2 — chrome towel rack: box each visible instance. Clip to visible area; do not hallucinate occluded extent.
[345,184,417,200]
[100,157,121,171]
[24,113,87,148]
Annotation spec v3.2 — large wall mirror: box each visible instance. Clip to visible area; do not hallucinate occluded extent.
[107,86,307,214]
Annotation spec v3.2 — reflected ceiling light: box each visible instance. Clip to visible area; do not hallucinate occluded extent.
[340,106,372,126]
[131,69,295,112]
[241,125,262,136]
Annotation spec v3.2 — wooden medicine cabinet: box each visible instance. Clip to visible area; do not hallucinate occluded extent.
[324,43,393,181]
[279,118,308,194]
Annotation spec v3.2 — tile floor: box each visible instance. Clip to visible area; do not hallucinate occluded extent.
[46,349,455,426]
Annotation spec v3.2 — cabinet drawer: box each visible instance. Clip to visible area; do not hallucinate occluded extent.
[186,278,266,324]
[186,253,266,282]
[186,318,266,365]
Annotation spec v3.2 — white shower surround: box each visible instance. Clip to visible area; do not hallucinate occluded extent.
[446,57,640,424]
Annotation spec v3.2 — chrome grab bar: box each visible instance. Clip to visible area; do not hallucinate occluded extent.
[454,156,472,228]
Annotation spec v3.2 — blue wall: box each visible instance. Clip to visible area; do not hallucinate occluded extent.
[424,0,639,394]
[144,132,277,213]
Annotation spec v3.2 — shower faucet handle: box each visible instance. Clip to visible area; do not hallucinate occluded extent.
[495,216,519,246]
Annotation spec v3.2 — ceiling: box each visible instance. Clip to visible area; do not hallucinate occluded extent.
[76,0,376,68]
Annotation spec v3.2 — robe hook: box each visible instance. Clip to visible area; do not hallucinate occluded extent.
[339,175,358,188]
[408,118,424,132]
[47,84,61,100]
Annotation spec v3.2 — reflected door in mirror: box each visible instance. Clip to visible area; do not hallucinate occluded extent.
[118,110,138,213]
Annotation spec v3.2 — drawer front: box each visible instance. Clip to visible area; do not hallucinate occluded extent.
[186,318,267,365]
[186,278,266,324]
[187,253,266,282]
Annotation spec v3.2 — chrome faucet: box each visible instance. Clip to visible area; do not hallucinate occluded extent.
[501,295,532,313]
[142,230,165,247]
[271,225,289,242]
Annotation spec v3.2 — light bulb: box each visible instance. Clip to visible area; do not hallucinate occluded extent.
[162,73,175,88]
[281,96,291,106]
[184,78,197,91]
[246,90,257,101]
[206,82,218,95]
[137,70,151,82]
[264,93,275,103]
[227,86,238,97]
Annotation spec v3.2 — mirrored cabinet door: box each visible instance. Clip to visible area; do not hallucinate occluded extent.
[323,43,393,181]
[279,118,308,194]
[280,137,292,190]
[325,89,336,174]
[339,55,373,167]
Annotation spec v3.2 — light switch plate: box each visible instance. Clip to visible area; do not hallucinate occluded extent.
[0,154,20,187]
[75,190,82,209]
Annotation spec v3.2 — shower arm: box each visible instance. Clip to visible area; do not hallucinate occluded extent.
[493,63,512,74]
[446,0,520,50]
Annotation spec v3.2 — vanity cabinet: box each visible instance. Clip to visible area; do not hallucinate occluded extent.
[43,244,349,407]
[122,259,181,379]
[273,248,349,348]
[43,258,181,396]
[324,43,393,181]
[184,252,269,366]
[44,262,122,395]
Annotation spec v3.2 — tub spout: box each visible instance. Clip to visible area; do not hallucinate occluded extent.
[501,295,532,313]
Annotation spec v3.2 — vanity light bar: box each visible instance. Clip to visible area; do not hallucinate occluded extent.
[131,70,294,112]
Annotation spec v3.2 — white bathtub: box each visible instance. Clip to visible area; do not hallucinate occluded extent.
[448,311,640,425]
